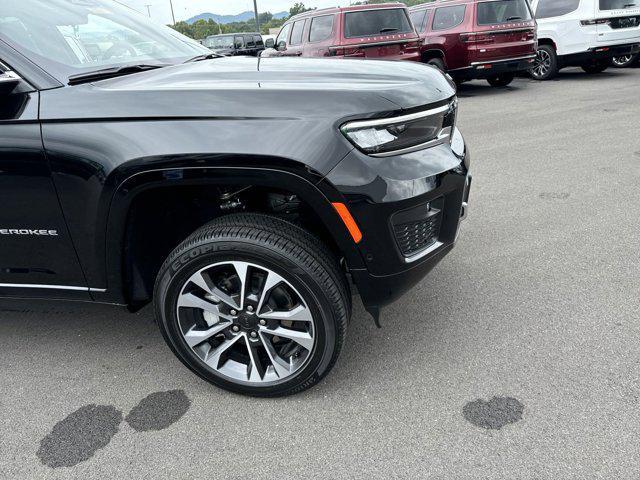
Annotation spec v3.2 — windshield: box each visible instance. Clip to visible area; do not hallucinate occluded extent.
[600,0,638,9]
[477,0,532,25]
[0,0,210,83]
[204,36,234,50]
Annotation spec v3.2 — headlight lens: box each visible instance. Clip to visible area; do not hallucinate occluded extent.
[341,98,457,157]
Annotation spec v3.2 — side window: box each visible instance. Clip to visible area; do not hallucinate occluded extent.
[290,20,306,46]
[536,0,580,19]
[245,35,255,48]
[433,5,466,31]
[276,23,292,45]
[409,10,427,31]
[309,15,334,42]
[234,36,245,49]
[254,35,264,47]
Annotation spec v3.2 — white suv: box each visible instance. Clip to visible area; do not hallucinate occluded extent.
[529,0,640,79]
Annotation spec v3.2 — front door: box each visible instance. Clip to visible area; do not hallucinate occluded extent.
[0,57,88,298]
[283,20,307,57]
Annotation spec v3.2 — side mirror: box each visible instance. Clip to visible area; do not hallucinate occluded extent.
[276,40,287,52]
[0,71,21,95]
[265,38,275,49]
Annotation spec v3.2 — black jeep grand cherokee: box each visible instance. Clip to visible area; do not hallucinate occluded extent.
[0,0,471,396]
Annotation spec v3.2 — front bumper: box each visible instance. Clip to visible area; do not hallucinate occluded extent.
[349,171,471,309]
[325,127,471,310]
[453,55,536,80]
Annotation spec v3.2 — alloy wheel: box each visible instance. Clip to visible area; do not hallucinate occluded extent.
[531,49,551,79]
[176,261,316,384]
[612,55,634,67]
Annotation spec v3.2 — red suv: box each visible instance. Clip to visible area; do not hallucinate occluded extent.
[263,4,421,61]
[409,0,537,87]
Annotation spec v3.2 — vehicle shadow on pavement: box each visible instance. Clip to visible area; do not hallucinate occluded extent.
[457,68,626,98]
[456,81,525,98]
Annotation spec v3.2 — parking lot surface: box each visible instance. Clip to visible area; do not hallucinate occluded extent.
[1,67,639,480]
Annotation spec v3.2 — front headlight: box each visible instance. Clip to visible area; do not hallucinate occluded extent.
[340,98,457,157]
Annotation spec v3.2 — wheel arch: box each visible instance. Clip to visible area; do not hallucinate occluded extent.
[101,161,365,308]
[422,49,447,68]
[537,37,557,51]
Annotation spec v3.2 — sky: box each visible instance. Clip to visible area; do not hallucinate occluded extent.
[121,0,352,24]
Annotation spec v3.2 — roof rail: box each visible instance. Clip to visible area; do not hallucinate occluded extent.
[288,3,408,21]
[288,6,336,21]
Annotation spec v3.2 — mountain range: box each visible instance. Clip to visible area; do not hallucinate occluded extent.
[186,11,289,25]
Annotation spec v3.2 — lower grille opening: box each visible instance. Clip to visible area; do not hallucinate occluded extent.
[392,199,443,258]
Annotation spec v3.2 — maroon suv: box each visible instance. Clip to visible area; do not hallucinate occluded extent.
[263,4,421,61]
[410,0,537,87]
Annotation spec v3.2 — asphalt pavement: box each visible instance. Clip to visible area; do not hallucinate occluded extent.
[1,66,639,479]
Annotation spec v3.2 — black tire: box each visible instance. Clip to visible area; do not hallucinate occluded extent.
[612,53,638,68]
[581,59,611,74]
[153,213,350,397]
[486,73,515,87]
[529,44,558,81]
[426,57,445,71]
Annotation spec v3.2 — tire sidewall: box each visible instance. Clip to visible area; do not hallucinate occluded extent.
[427,57,445,71]
[487,73,515,87]
[582,60,611,74]
[155,238,340,396]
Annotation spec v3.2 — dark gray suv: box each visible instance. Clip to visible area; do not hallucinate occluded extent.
[203,33,265,57]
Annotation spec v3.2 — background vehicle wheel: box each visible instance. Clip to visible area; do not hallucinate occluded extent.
[154,213,350,397]
[426,57,445,71]
[530,45,557,81]
[487,73,515,87]
[581,59,611,74]
[612,54,637,68]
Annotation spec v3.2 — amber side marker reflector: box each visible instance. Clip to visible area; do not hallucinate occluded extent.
[332,202,363,244]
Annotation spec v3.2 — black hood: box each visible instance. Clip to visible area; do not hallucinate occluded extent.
[41,56,455,121]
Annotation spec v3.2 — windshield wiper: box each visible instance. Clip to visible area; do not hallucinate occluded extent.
[68,64,169,85]
[380,28,399,33]
[506,16,523,21]
[183,52,225,63]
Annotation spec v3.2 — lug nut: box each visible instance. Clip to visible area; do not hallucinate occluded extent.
[232,325,240,332]
[259,319,267,326]
[230,309,237,315]
[247,305,254,312]
[250,331,258,339]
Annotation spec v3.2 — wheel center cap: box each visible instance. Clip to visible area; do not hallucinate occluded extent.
[237,313,257,330]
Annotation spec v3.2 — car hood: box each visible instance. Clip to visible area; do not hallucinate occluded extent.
[41,56,456,122]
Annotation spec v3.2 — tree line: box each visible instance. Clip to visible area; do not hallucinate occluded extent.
[171,3,313,39]
[171,1,433,40]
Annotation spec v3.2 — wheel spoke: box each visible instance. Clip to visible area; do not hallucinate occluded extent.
[259,304,313,323]
[256,270,286,314]
[184,321,231,348]
[205,334,244,369]
[261,325,314,351]
[244,335,267,382]
[257,331,291,378]
[230,261,249,310]
[177,292,234,323]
